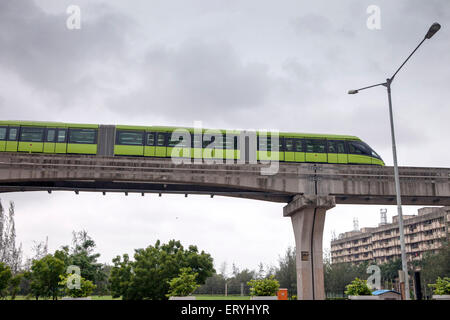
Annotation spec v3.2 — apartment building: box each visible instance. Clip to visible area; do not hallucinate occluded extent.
[331,206,449,265]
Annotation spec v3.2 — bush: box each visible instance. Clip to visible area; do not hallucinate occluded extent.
[428,277,450,295]
[167,268,200,297]
[247,275,279,297]
[59,273,96,298]
[344,278,372,296]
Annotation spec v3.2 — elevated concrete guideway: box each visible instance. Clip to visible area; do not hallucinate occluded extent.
[1,152,450,300]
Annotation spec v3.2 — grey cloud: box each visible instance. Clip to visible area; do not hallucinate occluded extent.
[0,1,134,107]
[108,40,273,124]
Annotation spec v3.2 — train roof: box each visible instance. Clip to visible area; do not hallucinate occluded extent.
[0,120,361,140]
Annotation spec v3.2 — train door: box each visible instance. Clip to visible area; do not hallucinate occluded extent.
[284,138,295,162]
[44,128,57,153]
[336,141,348,163]
[144,132,156,157]
[5,127,19,152]
[294,139,305,162]
[155,132,167,157]
[0,126,6,152]
[55,129,68,153]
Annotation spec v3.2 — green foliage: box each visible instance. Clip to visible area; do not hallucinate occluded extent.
[344,278,372,296]
[109,254,133,299]
[29,254,65,300]
[274,247,297,298]
[324,261,361,295]
[109,240,215,300]
[428,277,450,295]
[195,273,227,295]
[55,231,105,284]
[416,242,450,296]
[8,273,23,300]
[166,268,200,297]
[59,273,96,298]
[247,275,280,296]
[0,262,12,299]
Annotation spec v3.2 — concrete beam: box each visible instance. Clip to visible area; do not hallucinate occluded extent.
[284,195,336,300]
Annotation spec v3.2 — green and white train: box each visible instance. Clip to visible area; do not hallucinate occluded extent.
[0,120,385,165]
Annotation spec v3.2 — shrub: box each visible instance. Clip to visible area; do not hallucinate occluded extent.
[166,268,200,297]
[247,275,280,296]
[344,278,372,296]
[428,277,450,295]
[59,273,96,298]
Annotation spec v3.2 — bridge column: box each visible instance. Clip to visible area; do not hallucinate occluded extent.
[283,194,336,300]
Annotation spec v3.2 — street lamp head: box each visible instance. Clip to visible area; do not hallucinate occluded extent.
[425,22,441,39]
[348,89,359,94]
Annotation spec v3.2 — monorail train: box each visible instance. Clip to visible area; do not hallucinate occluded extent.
[0,121,385,165]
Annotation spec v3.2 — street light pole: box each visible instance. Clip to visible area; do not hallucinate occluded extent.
[384,77,410,299]
[348,22,441,300]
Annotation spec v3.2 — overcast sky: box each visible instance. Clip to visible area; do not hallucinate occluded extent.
[0,0,449,273]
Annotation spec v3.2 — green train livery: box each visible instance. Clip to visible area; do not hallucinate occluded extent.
[0,120,385,165]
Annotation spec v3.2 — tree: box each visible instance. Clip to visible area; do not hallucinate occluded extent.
[345,278,372,296]
[195,273,226,295]
[415,242,450,298]
[0,201,23,273]
[109,254,133,299]
[166,267,200,297]
[227,268,255,295]
[324,261,358,296]
[0,262,12,299]
[56,230,104,283]
[248,275,280,296]
[379,258,402,288]
[428,277,450,295]
[59,273,96,298]
[29,254,65,300]
[274,246,297,298]
[8,274,23,300]
[109,239,214,300]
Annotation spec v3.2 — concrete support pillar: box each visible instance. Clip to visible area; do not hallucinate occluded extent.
[283,194,336,300]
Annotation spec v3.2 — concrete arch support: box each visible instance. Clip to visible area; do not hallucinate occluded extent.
[283,194,336,300]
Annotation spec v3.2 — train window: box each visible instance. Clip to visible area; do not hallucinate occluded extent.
[46,129,56,142]
[305,139,326,153]
[169,134,187,147]
[203,135,216,148]
[224,135,238,149]
[117,131,143,146]
[348,141,371,155]
[328,140,346,153]
[57,129,67,143]
[8,127,18,141]
[69,129,97,144]
[0,127,6,140]
[192,134,202,148]
[146,133,155,146]
[285,138,294,152]
[258,136,271,151]
[328,141,337,153]
[337,141,346,153]
[20,127,44,142]
[276,137,283,151]
[294,139,303,152]
[273,137,282,152]
[156,132,166,147]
